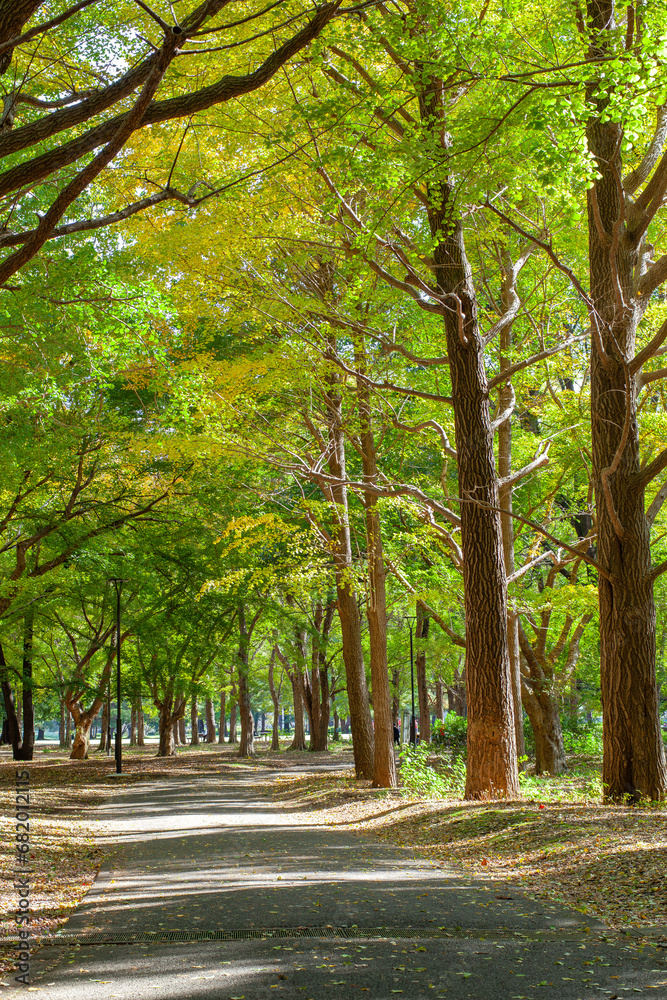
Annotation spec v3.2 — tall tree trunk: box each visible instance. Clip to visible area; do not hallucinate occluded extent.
[97,700,108,752]
[16,610,35,761]
[522,688,566,776]
[322,328,374,779]
[416,73,518,798]
[179,717,186,744]
[219,690,227,743]
[268,647,282,751]
[354,350,396,787]
[205,697,216,742]
[308,608,322,752]
[586,0,667,801]
[155,693,186,757]
[416,601,431,746]
[497,272,526,764]
[59,698,68,748]
[137,697,145,746]
[517,622,569,776]
[190,695,199,746]
[130,702,137,746]
[279,638,307,751]
[308,602,334,752]
[173,720,180,745]
[159,711,176,756]
[237,603,255,758]
[333,704,340,740]
[69,708,94,760]
[435,679,444,722]
[0,644,22,756]
[67,648,115,761]
[228,700,237,743]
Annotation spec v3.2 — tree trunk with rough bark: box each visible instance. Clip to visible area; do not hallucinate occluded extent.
[97,701,108,752]
[219,690,226,743]
[435,679,444,723]
[68,648,115,760]
[586,0,667,801]
[268,647,282,751]
[155,692,186,757]
[159,713,177,756]
[190,695,199,746]
[322,328,374,779]
[306,602,334,752]
[228,700,237,743]
[521,667,567,776]
[237,602,255,758]
[137,698,145,746]
[497,281,526,764]
[60,698,68,748]
[205,698,216,742]
[173,720,180,745]
[278,640,307,751]
[448,663,467,717]
[416,72,518,799]
[416,601,431,746]
[17,610,35,761]
[130,702,137,746]
[517,605,590,777]
[178,717,186,744]
[354,349,396,787]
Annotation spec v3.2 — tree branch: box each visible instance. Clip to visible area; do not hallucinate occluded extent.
[0,4,341,204]
[624,104,667,195]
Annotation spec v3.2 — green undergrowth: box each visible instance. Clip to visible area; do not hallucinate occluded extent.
[399,741,605,803]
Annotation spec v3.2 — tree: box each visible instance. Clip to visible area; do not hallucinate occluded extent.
[584,0,667,800]
[0,0,343,288]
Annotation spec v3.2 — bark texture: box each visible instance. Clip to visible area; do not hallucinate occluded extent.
[355,348,396,787]
[137,698,145,746]
[219,690,226,743]
[277,638,307,751]
[237,602,257,758]
[586,0,667,799]
[416,68,518,798]
[416,601,431,746]
[190,696,199,746]
[322,331,374,779]
[205,697,216,742]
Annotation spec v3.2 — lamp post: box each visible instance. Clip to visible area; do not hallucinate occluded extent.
[109,578,125,774]
[391,612,417,746]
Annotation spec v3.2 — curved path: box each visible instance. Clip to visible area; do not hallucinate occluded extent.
[7,767,667,998]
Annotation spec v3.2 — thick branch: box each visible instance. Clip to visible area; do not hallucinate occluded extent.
[636,446,667,493]
[624,104,667,195]
[0,4,340,203]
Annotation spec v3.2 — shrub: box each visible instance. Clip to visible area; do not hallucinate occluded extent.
[398,742,466,798]
[431,713,468,752]
[562,719,603,756]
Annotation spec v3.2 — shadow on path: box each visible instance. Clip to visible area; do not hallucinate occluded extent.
[4,768,666,999]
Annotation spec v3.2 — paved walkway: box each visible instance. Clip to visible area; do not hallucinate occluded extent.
[7,768,667,998]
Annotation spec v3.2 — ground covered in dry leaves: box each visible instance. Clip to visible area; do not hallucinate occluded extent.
[1,741,665,977]
[271,752,667,943]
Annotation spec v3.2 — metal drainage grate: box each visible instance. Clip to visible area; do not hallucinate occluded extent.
[3,925,601,947]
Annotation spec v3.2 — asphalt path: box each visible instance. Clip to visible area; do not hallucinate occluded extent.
[4,767,667,998]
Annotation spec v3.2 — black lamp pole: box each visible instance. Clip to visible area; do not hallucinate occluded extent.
[110,578,123,774]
